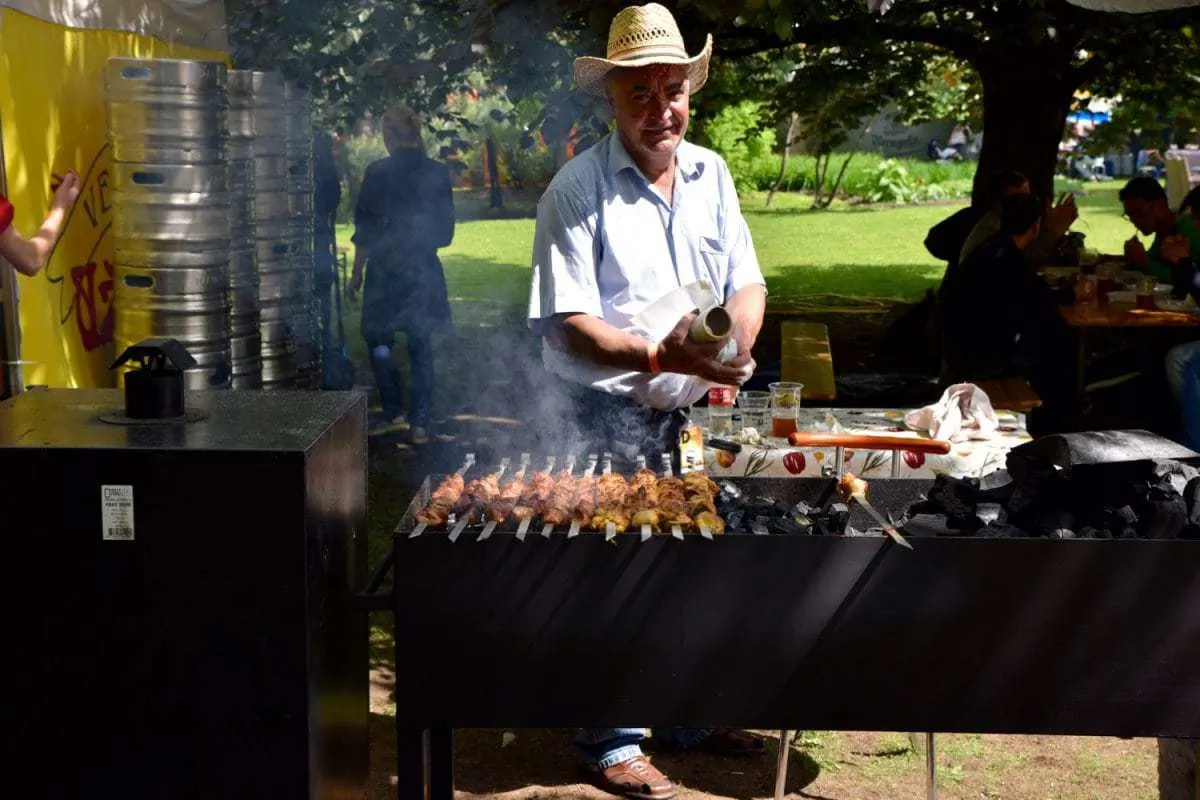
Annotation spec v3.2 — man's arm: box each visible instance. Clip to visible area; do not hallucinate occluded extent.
[545,312,750,386]
[726,284,766,355]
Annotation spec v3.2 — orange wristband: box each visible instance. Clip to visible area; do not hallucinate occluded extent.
[647,342,661,374]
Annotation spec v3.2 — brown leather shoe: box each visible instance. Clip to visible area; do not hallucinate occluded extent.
[593,755,677,800]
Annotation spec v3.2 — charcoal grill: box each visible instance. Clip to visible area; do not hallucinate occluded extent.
[367,451,1200,800]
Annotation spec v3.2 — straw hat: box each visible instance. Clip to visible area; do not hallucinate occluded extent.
[574,3,713,98]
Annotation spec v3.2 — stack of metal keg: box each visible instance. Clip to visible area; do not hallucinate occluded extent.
[228,70,316,390]
[224,72,264,389]
[105,58,235,390]
[284,82,319,387]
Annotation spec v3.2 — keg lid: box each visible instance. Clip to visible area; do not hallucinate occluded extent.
[105,338,200,423]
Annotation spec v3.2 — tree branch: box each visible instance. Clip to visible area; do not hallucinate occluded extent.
[720,16,980,61]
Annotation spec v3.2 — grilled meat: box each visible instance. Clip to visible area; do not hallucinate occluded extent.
[512,470,554,522]
[572,472,598,523]
[542,468,578,526]
[415,474,466,526]
[486,472,527,523]
[694,510,726,535]
[592,472,631,532]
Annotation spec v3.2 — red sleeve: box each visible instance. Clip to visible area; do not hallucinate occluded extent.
[0,195,12,235]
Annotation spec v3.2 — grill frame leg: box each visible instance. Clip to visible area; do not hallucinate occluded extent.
[395,726,428,800]
[773,730,791,800]
[926,732,937,800]
[430,727,455,800]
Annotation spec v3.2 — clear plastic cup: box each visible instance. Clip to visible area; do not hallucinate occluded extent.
[768,382,804,438]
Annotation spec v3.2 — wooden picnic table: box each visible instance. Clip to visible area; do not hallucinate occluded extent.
[1059,300,1200,399]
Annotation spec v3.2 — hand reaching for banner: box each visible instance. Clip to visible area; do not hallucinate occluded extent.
[49,170,81,211]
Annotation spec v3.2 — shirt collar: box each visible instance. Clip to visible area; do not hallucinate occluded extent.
[607,132,703,184]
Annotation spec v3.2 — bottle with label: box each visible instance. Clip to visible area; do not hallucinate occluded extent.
[679,416,705,474]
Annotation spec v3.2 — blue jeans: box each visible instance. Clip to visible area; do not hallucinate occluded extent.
[1166,341,1200,451]
[368,330,435,426]
[575,728,714,769]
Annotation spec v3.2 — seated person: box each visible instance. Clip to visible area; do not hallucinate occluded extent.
[1161,187,1200,451]
[926,170,1028,280]
[1118,176,1200,284]
[939,193,1075,433]
[959,172,1078,268]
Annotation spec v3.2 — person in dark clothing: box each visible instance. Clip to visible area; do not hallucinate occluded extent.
[1161,187,1200,450]
[312,132,343,389]
[349,106,455,440]
[938,192,1076,434]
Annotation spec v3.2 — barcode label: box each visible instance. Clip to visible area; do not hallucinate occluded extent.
[101,485,135,541]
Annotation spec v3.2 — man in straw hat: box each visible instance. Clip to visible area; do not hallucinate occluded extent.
[528,5,768,797]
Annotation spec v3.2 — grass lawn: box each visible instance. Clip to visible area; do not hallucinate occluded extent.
[336,181,1133,311]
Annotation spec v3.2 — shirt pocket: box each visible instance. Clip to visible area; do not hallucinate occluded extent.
[697,236,729,296]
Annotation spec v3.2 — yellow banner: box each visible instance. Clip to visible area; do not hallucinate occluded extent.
[0,8,227,387]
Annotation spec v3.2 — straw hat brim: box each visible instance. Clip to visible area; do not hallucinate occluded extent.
[574,34,712,98]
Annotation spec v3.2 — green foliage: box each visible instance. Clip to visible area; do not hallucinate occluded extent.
[334,134,389,223]
[701,101,778,194]
[894,55,982,127]
[728,151,974,201]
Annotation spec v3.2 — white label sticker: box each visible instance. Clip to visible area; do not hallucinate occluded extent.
[101,485,135,541]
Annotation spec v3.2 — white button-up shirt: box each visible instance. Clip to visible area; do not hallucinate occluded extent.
[528,132,766,410]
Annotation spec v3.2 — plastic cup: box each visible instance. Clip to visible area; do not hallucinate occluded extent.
[769,382,803,438]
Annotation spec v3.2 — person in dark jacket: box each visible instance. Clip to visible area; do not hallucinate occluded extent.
[938,192,1075,433]
[1162,187,1200,450]
[312,132,343,389]
[348,106,455,439]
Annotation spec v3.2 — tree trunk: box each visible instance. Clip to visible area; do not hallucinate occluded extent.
[973,45,1077,207]
[486,136,503,209]
[766,114,798,208]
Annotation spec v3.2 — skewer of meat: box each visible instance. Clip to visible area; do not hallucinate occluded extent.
[567,454,599,538]
[479,453,530,540]
[592,452,631,541]
[656,453,690,540]
[630,454,661,542]
[682,472,723,537]
[410,452,476,537]
[513,456,555,541]
[541,454,577,537]
[449,457,510,542]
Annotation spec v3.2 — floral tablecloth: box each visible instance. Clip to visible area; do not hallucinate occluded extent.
[699,407,1031,479]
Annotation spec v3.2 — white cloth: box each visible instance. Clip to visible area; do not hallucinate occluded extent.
[528,132,766,410]
[904,383,1001,443]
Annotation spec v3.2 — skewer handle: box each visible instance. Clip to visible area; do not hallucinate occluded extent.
[479,522,497,541]
[410,522,428,538]
[568,521,582,538]
[605,521,617,541]
[541,523,553,538]
[641,524,652,542]
[516,518,531,541]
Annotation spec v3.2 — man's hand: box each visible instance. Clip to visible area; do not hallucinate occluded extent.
[656,312,750,386]
[346,271,363,302]
[1161,234,1191,265]
[1125,236,1149,267]
[1046,193,1078,237]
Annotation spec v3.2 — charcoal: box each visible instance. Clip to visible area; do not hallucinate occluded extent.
[1048,528,1076,540]
[975,503,1006,526]
[902,514,954,538]
[718,481,743,504]
[1120,526,1139,539]
[1140,488,1187,540]
[1153,460,1199,496]
[1115,505,1138,526]
[830,503,849,534]
[749,516,771,535]
[1037,509,1076,536]
[790,500,814,517]
[1185,477,1200,525]
[724,508,746,532]
[774,499,795,516]
[745,497,777,518]
[1077,526,1103,539]
[769,516,810,536]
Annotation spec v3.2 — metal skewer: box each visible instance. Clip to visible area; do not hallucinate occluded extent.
[568,453,598,538]
[853,491,913,550]
[516,455,554,541]
[660,456,685,539]
[637,455,653,542]
[601,453,619,542]
[410,452,475,538]
[480,453,528,541]
[543,454,575,538]
[451,457,509,543]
